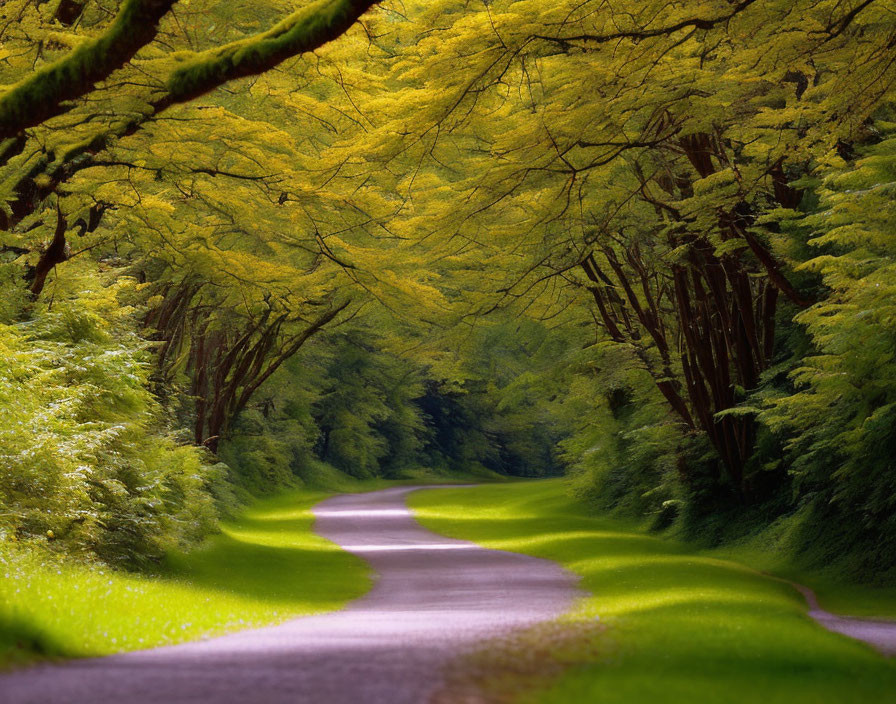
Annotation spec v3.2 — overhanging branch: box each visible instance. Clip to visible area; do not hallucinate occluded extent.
[0,0,176,140]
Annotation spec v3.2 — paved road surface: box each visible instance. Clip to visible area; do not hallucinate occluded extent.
[792,583,896,656]
[1,486,582,704]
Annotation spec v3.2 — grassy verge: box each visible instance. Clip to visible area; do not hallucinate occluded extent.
[409,480,896,704]
[702,536,896,621]
[0,488,371,668]
[0,463,500,669]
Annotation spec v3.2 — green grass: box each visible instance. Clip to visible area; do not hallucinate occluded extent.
[784,577,896,621]
[409,480,896,704]
[0,464,497,669]
[0,488,371,667]
[702,532,896,621]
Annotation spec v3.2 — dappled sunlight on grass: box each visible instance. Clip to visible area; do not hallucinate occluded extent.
[409,480,896,703]
[1,489,370,667]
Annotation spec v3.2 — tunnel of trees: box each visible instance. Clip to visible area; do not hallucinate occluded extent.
[1,0,895,576]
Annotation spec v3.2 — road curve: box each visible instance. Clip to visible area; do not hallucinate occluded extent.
[1,486,583,704]
[792,583,896,656]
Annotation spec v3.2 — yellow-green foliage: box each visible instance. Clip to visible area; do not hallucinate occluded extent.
[165,0,374,99]
[2,0,896,590]
[758,127,896,573]
[0,273,220,564]
[305,0,896,514]
[0,0,171,135]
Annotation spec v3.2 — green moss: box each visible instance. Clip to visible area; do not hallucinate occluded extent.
[165,0,370,99]
[0,0,170,135]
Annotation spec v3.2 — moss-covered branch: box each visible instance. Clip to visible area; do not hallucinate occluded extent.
[163,0,378,104]
[0,0,176,140]
[1,0,379,233]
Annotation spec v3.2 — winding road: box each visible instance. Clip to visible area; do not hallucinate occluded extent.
[0,486,582,704]
[793,583,896,656]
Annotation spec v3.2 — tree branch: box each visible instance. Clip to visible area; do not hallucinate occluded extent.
[160,0,380,107]
[0,0,176,140]
[530,0,760,47]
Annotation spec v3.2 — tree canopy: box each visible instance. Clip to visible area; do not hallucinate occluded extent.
[1,0,895,578]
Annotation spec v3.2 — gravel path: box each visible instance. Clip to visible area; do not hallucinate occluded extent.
[0,486,582,704]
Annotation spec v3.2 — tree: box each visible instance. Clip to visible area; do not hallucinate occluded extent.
[2,0,458,454]
[0,0,379,296]
[760,123,896,570]
[322,0,895,501]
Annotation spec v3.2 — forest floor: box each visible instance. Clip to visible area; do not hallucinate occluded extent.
[409,481,896,703]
